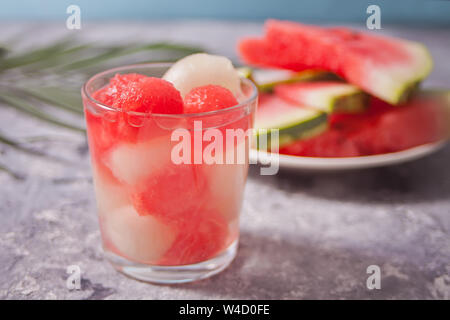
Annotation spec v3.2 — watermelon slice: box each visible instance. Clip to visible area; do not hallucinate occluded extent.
[255,93,328,148]
[250,68,336,93]
[238,20,433,104]
[279,90,449,157]
[275,81,368,113]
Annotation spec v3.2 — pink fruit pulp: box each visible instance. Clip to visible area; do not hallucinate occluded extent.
[278,94,447,157]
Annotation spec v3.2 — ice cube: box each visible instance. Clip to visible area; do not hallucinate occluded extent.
[104,205,177,263]
[163,53,242,99]
[202,138,249,222]
[92,165,130,216]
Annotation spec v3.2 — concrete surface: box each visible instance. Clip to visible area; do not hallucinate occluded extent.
[0,21,449,300]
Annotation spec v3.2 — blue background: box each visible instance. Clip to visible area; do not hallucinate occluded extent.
[1,0,449,25]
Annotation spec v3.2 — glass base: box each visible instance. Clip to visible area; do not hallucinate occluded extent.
[105,240,238,284]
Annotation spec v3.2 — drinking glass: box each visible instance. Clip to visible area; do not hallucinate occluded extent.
[82,63,258,283]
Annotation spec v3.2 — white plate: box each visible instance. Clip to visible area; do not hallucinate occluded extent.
[250,140,447,171]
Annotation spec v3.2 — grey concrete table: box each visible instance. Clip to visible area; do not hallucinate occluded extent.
[0,21,449,300]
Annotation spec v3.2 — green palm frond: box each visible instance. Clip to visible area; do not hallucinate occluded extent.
[0,38,76,71]
[0,163,24,180]
[21,44,92,73]
[0,91,85,132]
[0,47,7,58]
[19,86,83,115]
[0,131,76,165]
[58,42,202,71]
[0,37,205,175]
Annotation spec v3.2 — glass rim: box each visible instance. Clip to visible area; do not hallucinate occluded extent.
[81,62,258,118]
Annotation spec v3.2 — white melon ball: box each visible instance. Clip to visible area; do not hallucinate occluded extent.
[106,135,173,186]
[203,138,249,222]
[92,165,130,216]
[104,205,176,263]
[163,53,242,99]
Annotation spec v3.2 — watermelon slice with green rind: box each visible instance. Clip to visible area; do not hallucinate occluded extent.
[255,93,328,148]
[279,90,450,157]
[275,81,368,114]
[238,20,433,105]
[249,68,337,93]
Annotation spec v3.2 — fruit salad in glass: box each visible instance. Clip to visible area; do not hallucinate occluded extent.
[82,54,258,283]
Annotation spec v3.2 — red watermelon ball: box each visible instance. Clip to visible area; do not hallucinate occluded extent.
[184,84,238,114]
[93,73,184,114]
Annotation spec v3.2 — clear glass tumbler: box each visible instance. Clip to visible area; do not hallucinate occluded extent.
[82,63,258,283]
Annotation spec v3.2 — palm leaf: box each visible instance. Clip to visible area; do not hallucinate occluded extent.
[0,91,85,132]
[0,131,51,156]
[0,131,77,164]
[59,42,203,71]
[0,163,24,180]
[0,47,7,58]
[0,38,76,71]
[0,38,206,170]
[19,87,83,115]
[21,44,92,73]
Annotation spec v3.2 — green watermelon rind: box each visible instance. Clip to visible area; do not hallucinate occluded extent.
[257,70,338,93]
[389,43,433,104]
[329,91,369,114]
[237,67,253,80]
[254,112,328,149]
[277,83,369,114]
[241,67,339,93]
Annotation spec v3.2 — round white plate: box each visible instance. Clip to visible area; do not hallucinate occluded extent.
[249,140,447,171]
